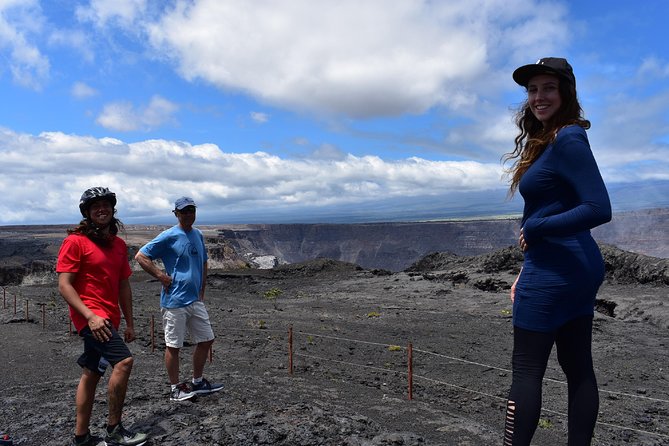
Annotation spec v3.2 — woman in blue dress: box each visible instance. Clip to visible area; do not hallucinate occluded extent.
[502,58,612,445]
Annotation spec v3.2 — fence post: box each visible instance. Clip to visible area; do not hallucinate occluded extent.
[288,325,293,375]
[408,342,413,400]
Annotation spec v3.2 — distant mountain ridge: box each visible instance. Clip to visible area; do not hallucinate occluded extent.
[0,208,666,285]
[220,208,669,271]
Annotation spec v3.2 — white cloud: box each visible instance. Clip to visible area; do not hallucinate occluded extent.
[71,81,98,99]
[0,129,507,224]
[584,70,669,183]
[142,96,179,127]
[96,101,138,131]
[48,28,96,63]
[96,95,179,131]
[76,0,148,27]
[0,0,50,89]
[144,0,568,118]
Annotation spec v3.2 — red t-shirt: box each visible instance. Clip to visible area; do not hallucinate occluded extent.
[56,233,132,331]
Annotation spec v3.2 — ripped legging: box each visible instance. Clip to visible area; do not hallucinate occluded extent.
[503,315,599,446]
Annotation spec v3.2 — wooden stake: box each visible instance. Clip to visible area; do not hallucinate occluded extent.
[288,325,293,375]
[408,342,413,400]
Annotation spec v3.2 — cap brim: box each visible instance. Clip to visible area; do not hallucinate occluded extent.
[512,64,562,87]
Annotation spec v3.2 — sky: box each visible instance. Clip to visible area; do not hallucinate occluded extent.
[1,0,668,225]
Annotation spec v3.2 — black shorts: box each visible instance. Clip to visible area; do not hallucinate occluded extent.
[77,325,132,376]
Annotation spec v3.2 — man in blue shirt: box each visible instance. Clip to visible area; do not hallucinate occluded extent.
[136,196,223,401]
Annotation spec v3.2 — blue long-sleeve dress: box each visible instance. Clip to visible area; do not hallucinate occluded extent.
[514,125,612,332]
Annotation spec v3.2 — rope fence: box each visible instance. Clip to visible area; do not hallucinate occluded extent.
[289,329,669,441]
[2,284,668,441]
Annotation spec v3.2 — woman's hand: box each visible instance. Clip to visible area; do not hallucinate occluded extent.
[518,228,528,252]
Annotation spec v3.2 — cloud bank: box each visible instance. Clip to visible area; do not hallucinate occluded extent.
[0,128,507,224]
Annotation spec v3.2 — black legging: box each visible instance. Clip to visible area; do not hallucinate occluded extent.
[504,315,599,445]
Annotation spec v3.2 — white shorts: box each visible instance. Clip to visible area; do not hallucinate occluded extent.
[161,301,215,348]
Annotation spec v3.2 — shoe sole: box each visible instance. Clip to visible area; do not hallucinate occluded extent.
[80,439,105,446]
[170,394,195,401]
[104,441,147,446]
[192,386,224,395]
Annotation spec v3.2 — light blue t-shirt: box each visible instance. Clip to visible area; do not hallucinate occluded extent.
[139,225,208,309]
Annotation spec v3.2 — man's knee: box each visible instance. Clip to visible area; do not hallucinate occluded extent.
[115,356,134,374]
[80,367,102,386]
[199,339,214,347]
[166,346,181,355]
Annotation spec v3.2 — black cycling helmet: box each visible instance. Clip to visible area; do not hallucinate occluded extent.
[79,187,117,217]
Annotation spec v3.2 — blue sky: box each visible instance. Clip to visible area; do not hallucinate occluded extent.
[1,0,668,225]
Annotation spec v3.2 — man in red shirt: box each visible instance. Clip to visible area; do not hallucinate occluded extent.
[57,187,148,446]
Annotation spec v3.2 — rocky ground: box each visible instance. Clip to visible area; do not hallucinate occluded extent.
[1,243,669,445]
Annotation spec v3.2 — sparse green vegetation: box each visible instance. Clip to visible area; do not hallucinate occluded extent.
[388,345,402,351]
[538,418,553,429]
[263,287,283,299]
[367,311,381,318]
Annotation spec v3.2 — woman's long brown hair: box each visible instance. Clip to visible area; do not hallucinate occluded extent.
[503,79,590,196]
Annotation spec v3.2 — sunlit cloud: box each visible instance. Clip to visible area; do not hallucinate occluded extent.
[96,95,178,132]
[75,0,148,27]
[0,0,50,89]
[144,0,568,118]
[0,129,506,224]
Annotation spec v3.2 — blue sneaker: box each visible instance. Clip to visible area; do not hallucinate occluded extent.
[191,377,224,395]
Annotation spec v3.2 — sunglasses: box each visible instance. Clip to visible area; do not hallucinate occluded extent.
[177,207,196,214]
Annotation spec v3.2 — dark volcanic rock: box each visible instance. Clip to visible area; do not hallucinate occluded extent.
[600,244,669,285]
[407,243,669,287]
[0,227,63,285]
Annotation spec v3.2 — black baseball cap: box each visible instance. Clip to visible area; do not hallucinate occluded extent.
[513,57,576,88]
